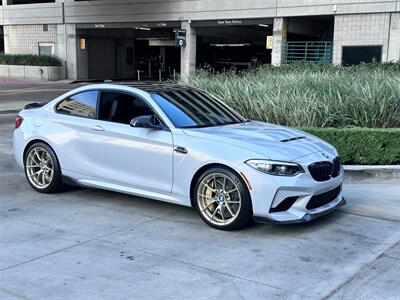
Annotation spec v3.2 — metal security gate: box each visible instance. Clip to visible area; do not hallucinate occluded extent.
[285,41,332,64]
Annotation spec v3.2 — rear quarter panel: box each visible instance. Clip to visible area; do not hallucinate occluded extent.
[14,105,94,176]
[13,108,47,169]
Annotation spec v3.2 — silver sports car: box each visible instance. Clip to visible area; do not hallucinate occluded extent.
[13,83,345,230]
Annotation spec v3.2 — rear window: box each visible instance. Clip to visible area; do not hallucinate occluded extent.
[56,91,98,119]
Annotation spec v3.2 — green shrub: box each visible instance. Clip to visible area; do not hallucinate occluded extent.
[302,128,400,165]
[0,54,62,66]
[186,62,400,128]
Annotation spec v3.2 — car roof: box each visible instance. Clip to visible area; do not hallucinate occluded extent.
[116,82,195,93]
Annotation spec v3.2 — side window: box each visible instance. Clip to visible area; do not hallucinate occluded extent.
[98,91,154,125]
[56,91,98,119]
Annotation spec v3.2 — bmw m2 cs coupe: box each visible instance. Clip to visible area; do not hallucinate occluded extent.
[14,83,345,230]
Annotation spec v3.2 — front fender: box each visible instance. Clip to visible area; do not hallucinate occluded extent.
[171,131,259,198]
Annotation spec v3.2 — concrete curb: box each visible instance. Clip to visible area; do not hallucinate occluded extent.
[344,165,400,183]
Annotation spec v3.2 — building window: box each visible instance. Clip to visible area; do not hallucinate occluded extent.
[8,0,55,4]
[38,42,54,56]
[342,46,382,65]
[43,24,48,32]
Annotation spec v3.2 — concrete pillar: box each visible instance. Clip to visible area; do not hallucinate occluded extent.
[3,26,10,54]
[57,23,79,80]
[180,21,197,82]
[388,13,400,62]
[271,18,288,66]
[56,24,67,65]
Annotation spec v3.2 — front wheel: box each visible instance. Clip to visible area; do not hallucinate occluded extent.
[194,167,253,230]
[24,142,65,193]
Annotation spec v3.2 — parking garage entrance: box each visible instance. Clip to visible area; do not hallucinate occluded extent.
[193,18,273,72]
[76,22,181,80]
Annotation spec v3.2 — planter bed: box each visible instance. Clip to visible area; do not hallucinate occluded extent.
[0,64,66,81]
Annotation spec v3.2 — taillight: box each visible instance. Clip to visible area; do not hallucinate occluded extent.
[15,115,23,129]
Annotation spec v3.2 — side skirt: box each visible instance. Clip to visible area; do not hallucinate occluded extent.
[61,175,81,187]
[76,178,192,207]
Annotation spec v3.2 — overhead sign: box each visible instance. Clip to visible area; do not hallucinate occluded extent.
[192,18,272,28]
[174,29,187,47]
[76,21,180,29]
[217,19,243,26]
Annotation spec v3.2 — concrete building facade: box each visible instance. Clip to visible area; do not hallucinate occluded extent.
[0,0,400,80]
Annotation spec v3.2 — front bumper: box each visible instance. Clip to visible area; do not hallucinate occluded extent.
[254,197,347,224]
[239,160,345,224]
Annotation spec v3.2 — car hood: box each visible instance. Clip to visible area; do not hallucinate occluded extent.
[182,121,337,161]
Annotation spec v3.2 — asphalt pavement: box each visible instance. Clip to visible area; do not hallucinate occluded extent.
[0,112,399,300]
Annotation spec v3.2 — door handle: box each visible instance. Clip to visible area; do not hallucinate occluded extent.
[90,125,105,131]
[174,146,188,154]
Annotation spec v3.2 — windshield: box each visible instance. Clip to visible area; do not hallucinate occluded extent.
[151,90,246,128]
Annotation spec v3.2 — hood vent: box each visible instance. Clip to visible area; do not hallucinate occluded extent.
[280,136,306,143]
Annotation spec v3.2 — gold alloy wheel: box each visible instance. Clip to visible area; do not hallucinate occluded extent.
[197,173,242,226]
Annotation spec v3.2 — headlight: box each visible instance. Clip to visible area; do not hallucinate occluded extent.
[246,160,304,176]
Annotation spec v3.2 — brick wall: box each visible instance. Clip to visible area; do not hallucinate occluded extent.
[333,13,391,64]
[4,24,57,56]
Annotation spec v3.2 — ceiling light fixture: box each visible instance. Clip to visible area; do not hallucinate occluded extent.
[134,27,151,31]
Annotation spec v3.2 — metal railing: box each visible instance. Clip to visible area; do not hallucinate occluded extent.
[285,41,333,64]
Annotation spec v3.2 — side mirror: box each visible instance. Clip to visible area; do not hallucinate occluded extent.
[130,115,163,130]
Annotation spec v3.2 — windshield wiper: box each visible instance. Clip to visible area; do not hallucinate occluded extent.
[219,120,250,126]
[180,124,212,129]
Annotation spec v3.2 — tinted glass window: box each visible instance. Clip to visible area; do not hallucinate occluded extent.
[98,91,154,125]
[56,91,98,119]
[342,46,382,65]
[151,90,245,128]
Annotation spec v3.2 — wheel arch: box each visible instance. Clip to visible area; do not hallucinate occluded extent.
[189,163,252,209]
[23,139,57,162]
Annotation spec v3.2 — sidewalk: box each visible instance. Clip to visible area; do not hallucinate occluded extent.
[0,77,74,85]
[0,78,30,84]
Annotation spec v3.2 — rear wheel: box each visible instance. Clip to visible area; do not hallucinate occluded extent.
[24,143,64,193]
[194,167,252,230]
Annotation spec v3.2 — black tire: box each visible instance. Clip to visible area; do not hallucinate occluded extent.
[24,142,65,194]
[193,166,253,230]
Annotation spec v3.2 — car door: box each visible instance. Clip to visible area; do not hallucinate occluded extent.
[84,90,174,194]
